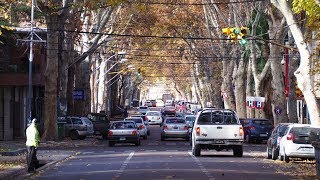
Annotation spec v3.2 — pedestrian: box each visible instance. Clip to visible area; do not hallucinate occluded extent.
[26,118,40,173]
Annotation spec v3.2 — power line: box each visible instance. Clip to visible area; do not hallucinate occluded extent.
[130,0,265,6]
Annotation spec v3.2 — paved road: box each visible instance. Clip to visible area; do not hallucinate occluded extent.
[27,122,292,180]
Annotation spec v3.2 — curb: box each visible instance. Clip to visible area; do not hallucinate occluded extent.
[0,148,27,156]
[22,152,76,179]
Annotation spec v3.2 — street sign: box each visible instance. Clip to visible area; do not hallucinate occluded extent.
[73,89,84,100]
[274,106,282,115]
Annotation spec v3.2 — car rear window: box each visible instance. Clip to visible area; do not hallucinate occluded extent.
[147,112,159,116]
[111,122,136,129]
[140,107,148,109]
[197,111,238,125]
[252,120,273,126]
[166,119,186,124]
[290,127,320,144]
[186,116,196,122]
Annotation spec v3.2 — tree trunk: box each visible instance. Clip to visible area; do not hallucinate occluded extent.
[272,0,320,126]
[267,8,288,125]
[233,51,247,118]
[42,14,59,141]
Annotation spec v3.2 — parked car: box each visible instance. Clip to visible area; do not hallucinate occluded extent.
[279,123,320,163]
[240,118,274,143]
[58,116,94,140]
[267,123,293,160]
[107,121,141,147]
[145,111,163,125]
[138,106,149,115]
[124,117,148,139]
[87,113,110,139]
[161,117,189,141]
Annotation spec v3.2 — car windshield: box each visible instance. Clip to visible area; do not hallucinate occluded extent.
[253,120,273,126]
[197,110,238,125]
[126,118,142,123]
[166,119,185,124]
[147,112,159,116]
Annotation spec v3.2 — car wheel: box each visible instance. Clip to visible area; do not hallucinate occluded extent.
[271,147,279,160]
[109,141,115,147]
[245,134,251,143]
[161,135,165,141]
[70,130,79,140]
[233,145,243,157]
[143,135,147,140]
[284,152,290,163]
[79,136,86,140]
[267,147,272,159]
[135,140,141,146]
[147,131,150,136]
[192,144,201,157]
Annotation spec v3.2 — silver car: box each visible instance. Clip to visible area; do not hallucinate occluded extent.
[59,116,94,140]
[108,121,141,147]
[161,117,189,141]
[124,117,148,139]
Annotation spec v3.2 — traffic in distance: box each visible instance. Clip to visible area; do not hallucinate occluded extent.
[78,98,320,162]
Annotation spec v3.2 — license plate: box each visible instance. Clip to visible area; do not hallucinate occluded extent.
[174,126,178,129]
[260,134,267,137]
[215,140,224,144]
[119,137,126,141]
[301,148,312,152]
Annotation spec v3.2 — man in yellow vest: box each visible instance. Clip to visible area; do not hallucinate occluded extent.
[26,118,40,173]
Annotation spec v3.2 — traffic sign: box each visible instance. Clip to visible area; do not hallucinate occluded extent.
[73,89,84,100]
[274,106,282,115]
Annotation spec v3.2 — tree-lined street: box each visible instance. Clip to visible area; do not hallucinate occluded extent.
[28,124,292,180]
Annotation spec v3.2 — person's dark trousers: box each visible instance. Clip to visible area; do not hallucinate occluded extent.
[26,146,38,173]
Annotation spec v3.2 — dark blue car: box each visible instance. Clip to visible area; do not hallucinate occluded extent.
[267,123,292,160]
[240,118,274,143]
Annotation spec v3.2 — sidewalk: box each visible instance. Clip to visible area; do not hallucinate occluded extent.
[0,137,100,179]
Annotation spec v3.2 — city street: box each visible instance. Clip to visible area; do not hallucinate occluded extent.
[27,124,292,180]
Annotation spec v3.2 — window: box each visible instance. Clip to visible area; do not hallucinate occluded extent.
[198,111,238,125]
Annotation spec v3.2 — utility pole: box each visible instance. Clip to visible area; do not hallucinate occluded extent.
[18,0,46,125]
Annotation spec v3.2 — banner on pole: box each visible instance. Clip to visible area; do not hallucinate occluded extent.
[246,96,265,110]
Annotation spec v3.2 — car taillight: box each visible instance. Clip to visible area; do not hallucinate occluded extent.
[139,125,145,129]
[157,117,160,120]
[108,131,113,136]
[184,126,188,130]
[145,117,148,120]
[163,125,168,130]
[239,127,244,136]
[249,126,255,130]
[287,133,294,140]
[196,127,200,136]
[132,130,137,135]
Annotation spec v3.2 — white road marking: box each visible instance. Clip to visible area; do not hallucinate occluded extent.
[114,151,135,179]
[82,152,94,155]
[103,151,115,153]
[188,152,214,179]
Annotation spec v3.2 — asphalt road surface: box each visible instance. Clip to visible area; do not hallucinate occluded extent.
[30,120,292,180]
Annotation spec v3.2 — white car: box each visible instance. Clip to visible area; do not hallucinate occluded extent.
[138,106,149,115]
[145,111,163,125]
[279,123,320,163]
[124,117,148,139]
[145,101,152,107]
